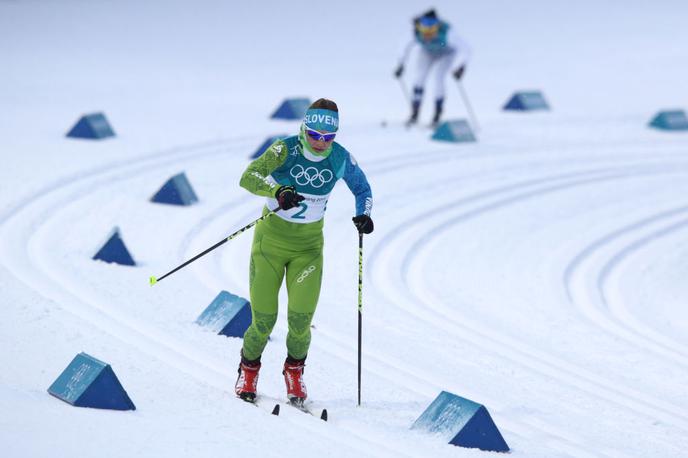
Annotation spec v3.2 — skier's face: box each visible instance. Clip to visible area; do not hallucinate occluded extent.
[304,128,336,153]
[421,30,437,41]
[305,133,334,153]
[417,22,439,41]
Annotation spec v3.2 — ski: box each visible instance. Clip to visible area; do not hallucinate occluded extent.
[285,398,328,421]
[238,396,281,416]
[237,395,326,421]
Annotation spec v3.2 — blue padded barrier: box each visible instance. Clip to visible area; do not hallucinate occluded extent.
[150,172,199,206]
[649,110,688,131]
[431,120,476,143]
[270,98,311,120]
[93,227,136,266]
[196,291,252,338]
[48,353,135,410]
[411,391,509,452]
[503,91,549,111]
[66,112,115,139]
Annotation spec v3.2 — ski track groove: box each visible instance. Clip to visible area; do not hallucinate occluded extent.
[203,149,688,456]
[180,155,579,453]
[0,136,256,224]
[193,163,688,456]
[390,168,688,427]
[364,161,688,443]
[0,137,421,458]
[190,149,688,456]
[7,138,456,457]
[371,165,688,429]
[565,207,688,364]
[2,137,261,387]
[3,134,687,456]
[599,217,688,353]
[168,148,638,455]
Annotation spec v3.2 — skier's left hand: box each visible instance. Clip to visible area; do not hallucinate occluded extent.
[453,65,466,80]
[352,215,374,234]
[394,64,404,79]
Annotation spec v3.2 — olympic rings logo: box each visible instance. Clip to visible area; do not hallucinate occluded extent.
[296,265,316,283]
[290,165,333,188]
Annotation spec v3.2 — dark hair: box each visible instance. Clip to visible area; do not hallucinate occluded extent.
[413,9,438,24]
[310,98,338,112]
[422,9,437,19]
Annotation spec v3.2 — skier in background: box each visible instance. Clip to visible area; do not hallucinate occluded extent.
[234,98,373,406]
[394,9,472,127]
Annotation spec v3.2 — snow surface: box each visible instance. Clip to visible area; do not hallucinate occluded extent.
[2,0,688,457]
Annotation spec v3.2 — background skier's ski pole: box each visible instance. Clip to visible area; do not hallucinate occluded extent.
[357,232,363,406]
[397,77,411,105]
[149,207,279,286]
[456,80,480,133]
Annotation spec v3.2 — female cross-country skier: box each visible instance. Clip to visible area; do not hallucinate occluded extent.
[394,9,472,127]
[234,98,373,405]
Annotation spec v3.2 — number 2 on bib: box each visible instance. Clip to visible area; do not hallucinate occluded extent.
[292,202,308,219]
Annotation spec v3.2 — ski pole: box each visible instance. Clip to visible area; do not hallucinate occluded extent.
[357,232,363,406]
[149,207,279,286]
[397,77,411,105]
[456,80,480,133]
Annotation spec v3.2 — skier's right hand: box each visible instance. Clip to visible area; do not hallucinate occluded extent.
[275,185,305,210]
[394,64,404,78]
[352,214,374,234]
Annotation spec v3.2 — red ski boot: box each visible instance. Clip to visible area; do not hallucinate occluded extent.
[234,354,261,402]
[283,356,307,405]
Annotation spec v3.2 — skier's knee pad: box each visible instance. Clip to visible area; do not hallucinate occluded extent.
[412,86,424,103]
[287,311,314,335]
[253,310,278,336]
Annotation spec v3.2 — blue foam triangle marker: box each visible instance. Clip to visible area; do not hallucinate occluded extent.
[219,301,252,337]
[649,110,688,131]
[251,135,289,159]
[450,405,509,452]
[196,291,252,337]
[411,391,509,453]
[48,353,136,411]
[92,227,136,266]
[66,112,115,139]
[270,98,311,120]
[151,172,199,205]
[431,120,476,143]
[75,365,136,410]
[503,91,550,111]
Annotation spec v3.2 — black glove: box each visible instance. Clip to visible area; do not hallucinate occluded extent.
[275,185,304,210]
[453,65,466,80]
[394,64,404,79]
[352,215,374,234]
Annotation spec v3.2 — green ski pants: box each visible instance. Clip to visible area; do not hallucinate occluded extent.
[241,213,324,361]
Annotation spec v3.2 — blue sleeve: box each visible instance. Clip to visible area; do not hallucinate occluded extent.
[342,153,373,216]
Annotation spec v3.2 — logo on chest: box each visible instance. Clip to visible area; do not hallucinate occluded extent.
[290,164,333,188]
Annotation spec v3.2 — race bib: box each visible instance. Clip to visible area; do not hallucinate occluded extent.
[267,193,329,224]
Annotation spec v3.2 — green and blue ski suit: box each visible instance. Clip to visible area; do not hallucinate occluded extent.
[239,133,372,361]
